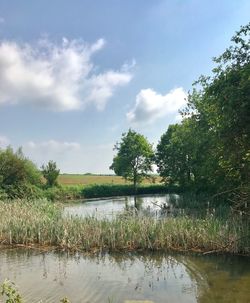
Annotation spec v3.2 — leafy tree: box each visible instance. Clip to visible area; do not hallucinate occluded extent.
[110,129,154,191]
[0,146,42,198]
[0,147,39,186]
[156,23,250,193]
[156,118,225,190]
[41,160,60,187]
[186,22,250,187]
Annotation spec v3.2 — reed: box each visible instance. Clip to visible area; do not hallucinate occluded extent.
[0,199,249,255]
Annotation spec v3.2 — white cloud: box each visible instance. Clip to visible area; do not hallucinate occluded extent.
[0,17,4,24]
[87,71,132,110]
[0,38,133,111]
[0,135,9,148]
[127,87,187,125]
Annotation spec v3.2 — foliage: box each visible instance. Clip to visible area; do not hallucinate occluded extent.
[44,185,82,201]
[110,129,154,191]
[1,280,23,303]
[41,160,60,187]
[0,199,249,254]
[81,184,175,198]
[0,279,71,303]
[0,147,42,198]
[156,23,250,194]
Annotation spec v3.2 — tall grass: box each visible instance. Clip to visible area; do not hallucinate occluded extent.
[0,199,249,254]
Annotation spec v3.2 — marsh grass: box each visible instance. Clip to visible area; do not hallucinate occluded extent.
[0,199,249,254]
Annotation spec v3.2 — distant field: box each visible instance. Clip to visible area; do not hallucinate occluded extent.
[58,174,161,186]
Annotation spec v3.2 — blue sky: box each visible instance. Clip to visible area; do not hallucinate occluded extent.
[0,0,249,173]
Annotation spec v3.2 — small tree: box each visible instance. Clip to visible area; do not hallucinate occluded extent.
[110,129,154,192]
[41,161,60,187]
[0,147,41,187]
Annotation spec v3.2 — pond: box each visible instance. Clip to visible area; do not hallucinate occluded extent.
[64,194,179,219]
[0,248,249,303]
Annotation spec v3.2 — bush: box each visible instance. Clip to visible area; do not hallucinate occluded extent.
[81,184,179,199]
[0,147,42,199]
[44,185,82,201]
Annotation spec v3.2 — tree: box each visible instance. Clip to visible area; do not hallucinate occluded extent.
[0,147,40,186]
[41,161,60,187]
[185,22,250,188]
[156,124,191,186]
[0,146,42,198]
[156,118,224,190]
[110,129,154,191]
[156,23,250,193]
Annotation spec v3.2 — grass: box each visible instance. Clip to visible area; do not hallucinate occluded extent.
[0,199,249,255]
[58,174,162,186]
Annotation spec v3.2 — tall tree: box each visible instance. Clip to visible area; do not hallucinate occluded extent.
[41,160,60,187]
[156,23,250,192]
[186,22,250,187]
[110,129,154,191]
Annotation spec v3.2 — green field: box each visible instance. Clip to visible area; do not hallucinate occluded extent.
[58,174,161,186]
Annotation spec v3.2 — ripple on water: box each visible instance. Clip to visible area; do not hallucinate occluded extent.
[0,249,249,303]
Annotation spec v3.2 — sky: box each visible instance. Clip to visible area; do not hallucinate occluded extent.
[0,0,249,173]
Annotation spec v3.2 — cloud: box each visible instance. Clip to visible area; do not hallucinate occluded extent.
[0,135,10,148]
[26,140,81,152]
[23,139,114,173]
[0,38,133,111]
[0,17,4,24]
[127,87,187,125]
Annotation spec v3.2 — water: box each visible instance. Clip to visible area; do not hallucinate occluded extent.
[0,248,249,303]
[64,194,178,219]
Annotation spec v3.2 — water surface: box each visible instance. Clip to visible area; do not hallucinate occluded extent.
[64,194,178,219]
[0,248,249,303]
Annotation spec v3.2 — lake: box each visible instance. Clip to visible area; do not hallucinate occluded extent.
[1,195,249,302]
[0,248,249,303]
[64,194,179,219]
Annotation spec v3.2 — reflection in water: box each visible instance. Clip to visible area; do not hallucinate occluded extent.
[64,194,178,219]
[0,249,249,303]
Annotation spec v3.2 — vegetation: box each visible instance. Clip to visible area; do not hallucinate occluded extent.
[1,280,23,303]
[0,199,248,255]
[81,183,177,198]
[58,174,161,186]
[110,129,154,192]
[41,160,60,187]
[1,279,70,303]
[0,147,42,199]
[155,23,250,204]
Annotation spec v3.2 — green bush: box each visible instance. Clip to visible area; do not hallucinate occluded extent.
[44,185,82,201]
[81,184,180,199]
[0,147,42,199]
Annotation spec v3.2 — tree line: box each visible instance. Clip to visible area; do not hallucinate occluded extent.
[0,23,249,200]
[111,23,250,195]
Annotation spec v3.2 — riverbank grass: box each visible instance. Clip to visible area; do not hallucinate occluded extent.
[0,199,249,254]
